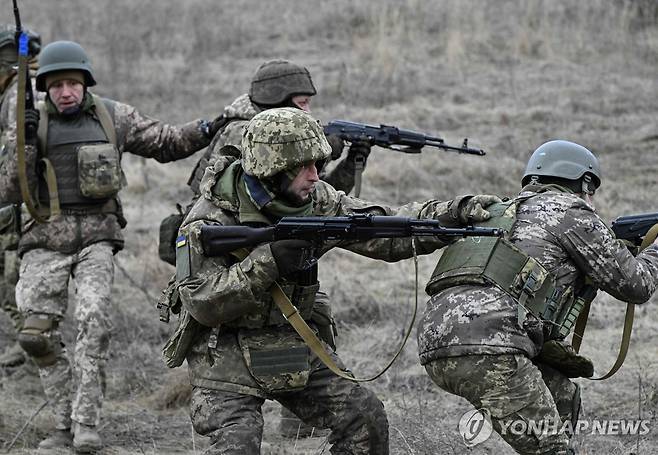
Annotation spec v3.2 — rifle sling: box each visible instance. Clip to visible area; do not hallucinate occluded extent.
[573,225,658,380]
[231,241,420,383]
[352,153,366,198]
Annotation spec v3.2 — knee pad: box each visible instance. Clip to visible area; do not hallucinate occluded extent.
[17,314,60,367]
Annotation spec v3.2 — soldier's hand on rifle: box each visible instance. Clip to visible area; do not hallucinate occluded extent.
[347,139,371,165]
[455,194,502,224]
[325,134,345,161]
[270,239,314,277]
[24,108,40,146]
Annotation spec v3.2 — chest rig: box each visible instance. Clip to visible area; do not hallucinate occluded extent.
[36,94,123,215]
[426,196,586,339]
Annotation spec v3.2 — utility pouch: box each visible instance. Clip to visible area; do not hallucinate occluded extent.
[159,209,185,265]
[536,339,594,378]
[162,307,201,368]
[77,143,123,199]
[267,282,319,326]
[238,328,311,394]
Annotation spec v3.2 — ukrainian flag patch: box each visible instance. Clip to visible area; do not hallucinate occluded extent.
[176,235,187,248]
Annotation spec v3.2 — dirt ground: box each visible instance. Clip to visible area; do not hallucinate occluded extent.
[1,0,657,454]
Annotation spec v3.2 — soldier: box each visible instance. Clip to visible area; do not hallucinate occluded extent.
[418,140,658,455]
[187,58,370,198]
[180,59,371,438]
[0,24,41,368]
[0,40,221,453]
[162,107,500,454]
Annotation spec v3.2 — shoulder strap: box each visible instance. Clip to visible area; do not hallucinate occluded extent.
[91,94,117,146]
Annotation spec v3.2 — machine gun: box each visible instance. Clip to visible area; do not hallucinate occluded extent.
[199,214,502,257]
[611,212,658,247]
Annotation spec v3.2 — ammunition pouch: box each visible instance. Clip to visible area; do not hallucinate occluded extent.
[159,209,185,266]
[162,307,202,368]
[238,327,310,394]
[17,314,60,367]
[536,339,594,378]
[77,143,123,199]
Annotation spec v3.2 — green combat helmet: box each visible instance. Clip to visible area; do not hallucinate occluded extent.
[242,107,331,179]
[522,140,602,191]
[249,59,316,106]
[36,40,96,91]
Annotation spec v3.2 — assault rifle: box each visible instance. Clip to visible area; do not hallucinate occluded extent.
[611,212,658,247]
[323,120,486,156]
[200,214,503,257]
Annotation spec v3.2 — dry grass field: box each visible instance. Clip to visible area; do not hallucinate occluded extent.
[0,0,657,454]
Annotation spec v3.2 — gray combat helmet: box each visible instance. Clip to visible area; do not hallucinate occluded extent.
[522,140,601,189]
[249,59,316,106]
[242,107,331,179]
[36,40,96,91]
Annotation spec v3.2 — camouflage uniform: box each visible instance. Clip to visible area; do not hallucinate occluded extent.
[418,185,658,454]
[0,84,210,431]
[187,93,359,196]
[169,106,484,454]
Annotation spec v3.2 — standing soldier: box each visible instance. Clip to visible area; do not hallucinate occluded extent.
[0,40,221,452]
[0,23,40,368]
[177,59,371,439]
[161,107,500,454]
[418,140,658,455]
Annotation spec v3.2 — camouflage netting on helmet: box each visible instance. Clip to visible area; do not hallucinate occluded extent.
[242,107,331,179]
[249,59,316,106]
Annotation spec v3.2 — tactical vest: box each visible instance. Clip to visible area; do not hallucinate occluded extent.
[426,196,584,339]
[36,95,122,213]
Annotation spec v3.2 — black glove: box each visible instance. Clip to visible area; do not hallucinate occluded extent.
[200,114,228,139]
[270,239,313,277]
[347,138,371,164]
[24,108,40,146]
[325,134,345,161]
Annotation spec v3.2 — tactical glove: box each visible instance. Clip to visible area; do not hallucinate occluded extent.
[536,339,594,378]
[325,134,345,161]
[455,194,502,224]
[270,239,314,277]
[347,139,371,164]
[24,108,40,146]
[200,115,228,139]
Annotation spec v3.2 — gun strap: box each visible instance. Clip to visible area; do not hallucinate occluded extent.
[16,47,47,223]
[352,153,366,198]
[572,229,658,380]
[232,240,420,382]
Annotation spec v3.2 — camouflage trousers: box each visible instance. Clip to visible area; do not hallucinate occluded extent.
[16,242,114,429]
[425,354,580,455]
[190,363,389,455]
[0,248,21,330]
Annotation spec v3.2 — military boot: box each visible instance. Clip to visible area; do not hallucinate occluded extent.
[38,429,73,450]
[0,342,26,367]
[72,422,102,453]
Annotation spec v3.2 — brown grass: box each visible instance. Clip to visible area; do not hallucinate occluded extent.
[1,0,657,453]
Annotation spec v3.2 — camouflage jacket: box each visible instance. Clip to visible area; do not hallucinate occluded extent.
[0,91,210,255]
[187,93,358,195]
[417,186,658,364]
[177,156,464,396]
